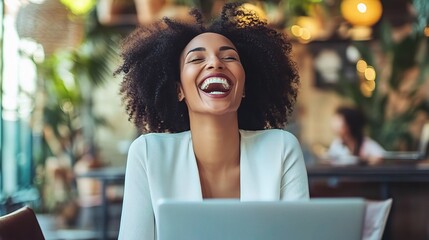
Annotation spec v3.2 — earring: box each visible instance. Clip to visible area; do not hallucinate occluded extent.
[242,89,246,98]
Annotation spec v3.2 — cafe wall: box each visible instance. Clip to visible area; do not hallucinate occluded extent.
[292,44,347,153]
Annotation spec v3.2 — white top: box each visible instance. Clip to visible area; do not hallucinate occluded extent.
[118,129,309,240]
[328,137,385,160]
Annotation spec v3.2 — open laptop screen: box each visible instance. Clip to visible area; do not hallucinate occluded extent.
[382,122,429,161]
[157,198,365,240]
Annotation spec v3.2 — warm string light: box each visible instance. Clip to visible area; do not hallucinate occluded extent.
[290,16,320,43]
[356,59,377,97]
[291,25,312,42]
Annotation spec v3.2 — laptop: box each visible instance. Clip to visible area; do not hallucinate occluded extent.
[157,198,366,240]
[382,122,429,161]
[382,150,424,160]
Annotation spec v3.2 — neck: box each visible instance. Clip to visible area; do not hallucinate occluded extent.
[189,112,240,172]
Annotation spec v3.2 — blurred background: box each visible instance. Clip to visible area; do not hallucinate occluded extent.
[1,0,428,239]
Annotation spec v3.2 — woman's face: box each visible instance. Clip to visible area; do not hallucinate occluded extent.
[331,114,349,140]
[179,32,245,116]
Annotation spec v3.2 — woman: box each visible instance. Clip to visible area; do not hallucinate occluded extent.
[116,3,309,239]
[327,106,385,165]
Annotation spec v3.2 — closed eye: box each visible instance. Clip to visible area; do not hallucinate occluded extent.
[187,58,204,63]
[223,56,238,61]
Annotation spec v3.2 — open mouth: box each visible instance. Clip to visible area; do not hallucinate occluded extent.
[199,77,231,95]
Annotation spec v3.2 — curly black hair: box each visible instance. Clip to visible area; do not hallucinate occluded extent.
[116,2,300,133]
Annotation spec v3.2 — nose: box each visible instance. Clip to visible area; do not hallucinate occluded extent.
[206,56,224,70]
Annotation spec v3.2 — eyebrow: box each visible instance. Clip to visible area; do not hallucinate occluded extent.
[185,46,238,57]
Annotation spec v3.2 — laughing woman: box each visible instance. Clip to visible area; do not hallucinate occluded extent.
[116,3,309,239]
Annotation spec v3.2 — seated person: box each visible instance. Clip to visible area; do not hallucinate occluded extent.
[327,106,385,165]
[116,3,309,239]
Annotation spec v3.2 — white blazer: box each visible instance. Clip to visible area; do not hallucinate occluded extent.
[119,129,309,240]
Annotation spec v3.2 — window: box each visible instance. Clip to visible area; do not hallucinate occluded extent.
[1,1,38,209]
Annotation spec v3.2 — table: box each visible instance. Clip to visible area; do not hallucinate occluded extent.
[307,163,429,198]
[306,162,429,240]
[76,167,126,240]
[76,163,429,239]
[307,162,429,182]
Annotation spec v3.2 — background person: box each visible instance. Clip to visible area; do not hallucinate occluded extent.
[327,106,385,165]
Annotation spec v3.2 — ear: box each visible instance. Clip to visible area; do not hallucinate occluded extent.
[177,84,185,102]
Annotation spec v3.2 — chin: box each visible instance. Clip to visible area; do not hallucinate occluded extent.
[199,106,239,117]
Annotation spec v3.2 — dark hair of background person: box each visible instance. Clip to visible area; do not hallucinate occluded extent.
[115,2,300,133]
[336,106,367,156]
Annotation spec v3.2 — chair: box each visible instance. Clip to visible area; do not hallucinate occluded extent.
[0,206,45,240]
[363,199,393,240]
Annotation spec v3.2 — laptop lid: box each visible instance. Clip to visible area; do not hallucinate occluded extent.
[157,198,365,240]
[382,122,429,161]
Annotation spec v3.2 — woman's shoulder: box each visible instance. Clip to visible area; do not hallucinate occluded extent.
[240,129,301,151]
[240,129,299,142]
[132,131,190,143]
[128,131,191,154]
[240,129,303,167]
[127,131,192,167]
[362,137,385,151]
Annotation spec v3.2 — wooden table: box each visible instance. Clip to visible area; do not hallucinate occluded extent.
[307,162,429,198]
[306,161,429,240]
[307,162,429,182]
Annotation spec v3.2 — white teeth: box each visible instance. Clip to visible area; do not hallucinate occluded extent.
[200,77,230,90]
